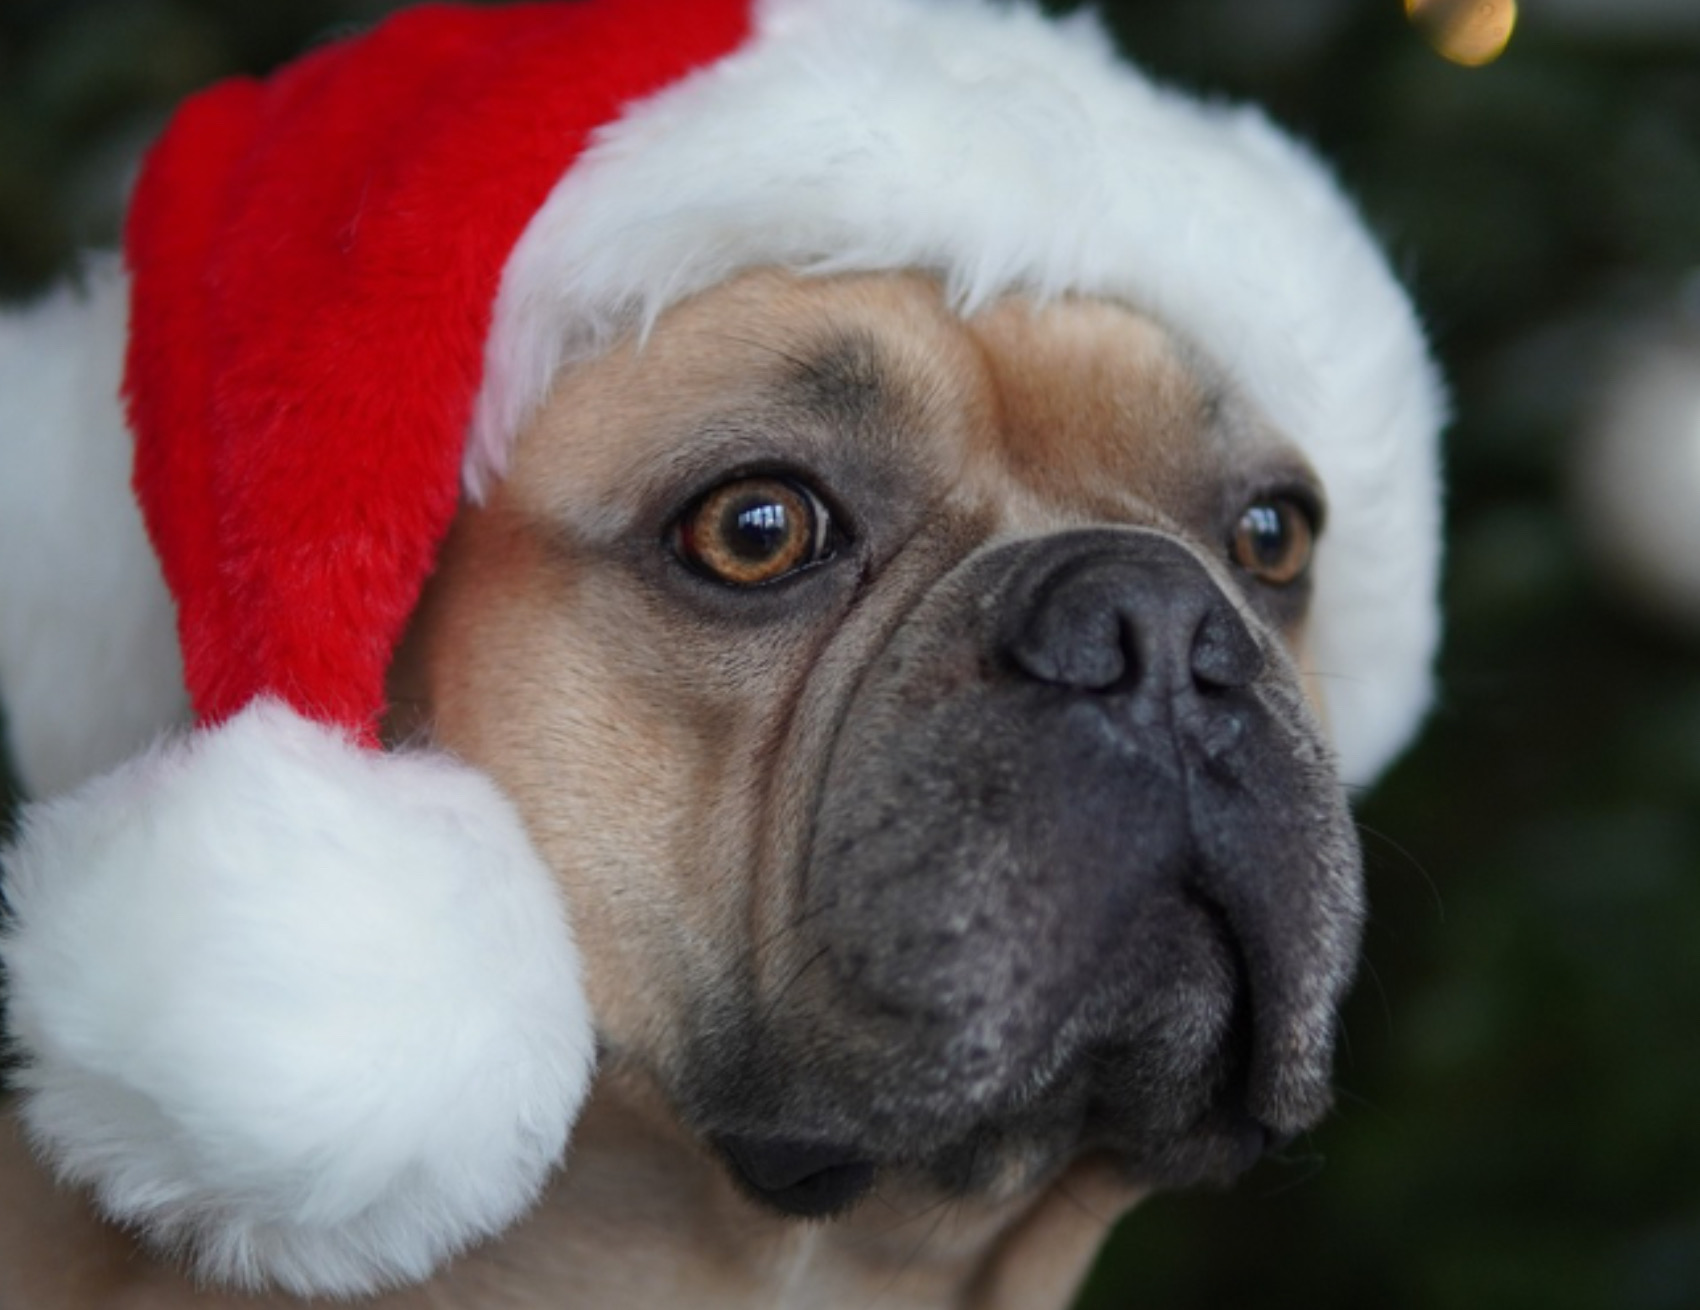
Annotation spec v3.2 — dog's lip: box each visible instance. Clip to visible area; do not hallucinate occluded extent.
[713,1134,878,1218]
[1223,1113,1285,1175]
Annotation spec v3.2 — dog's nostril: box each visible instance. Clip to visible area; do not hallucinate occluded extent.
[1189,606,1264,691]
[715,1135,877,1219]
[1006,593,1129,690]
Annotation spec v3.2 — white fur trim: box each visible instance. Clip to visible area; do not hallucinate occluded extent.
[0,700,594,1296]
[469,0,1445,785]
[0,258,190,797]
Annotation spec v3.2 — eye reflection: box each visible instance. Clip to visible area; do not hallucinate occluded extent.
[674,477,833,586]
[1231,498,1315,587]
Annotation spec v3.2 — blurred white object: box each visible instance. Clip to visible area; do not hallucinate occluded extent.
[1574,278,1700,637]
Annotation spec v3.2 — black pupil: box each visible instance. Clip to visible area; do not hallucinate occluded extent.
[1245,504,1288,565]
[722,495,795,562]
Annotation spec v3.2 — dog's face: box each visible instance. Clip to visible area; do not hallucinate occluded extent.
[395,269,1362,1223]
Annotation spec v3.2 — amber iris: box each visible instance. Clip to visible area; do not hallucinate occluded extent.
[676,477,829,586]
[1232,499,1314,586]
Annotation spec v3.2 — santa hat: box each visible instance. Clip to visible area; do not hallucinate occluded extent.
[0,0,1444,1297]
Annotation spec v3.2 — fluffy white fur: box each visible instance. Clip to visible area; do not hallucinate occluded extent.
[469,0,1445,786]
[0,259,189,798]
[0,700,595,1298]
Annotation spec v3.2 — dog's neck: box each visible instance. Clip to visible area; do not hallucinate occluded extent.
[0,1072,1134,1309]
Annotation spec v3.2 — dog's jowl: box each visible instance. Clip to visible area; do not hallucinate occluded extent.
[0,1,1442,1307]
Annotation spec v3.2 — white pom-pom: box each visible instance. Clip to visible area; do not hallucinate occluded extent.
[0,699,595,1297]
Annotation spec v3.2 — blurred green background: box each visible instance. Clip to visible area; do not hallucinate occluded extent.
[2,2,1698,1307]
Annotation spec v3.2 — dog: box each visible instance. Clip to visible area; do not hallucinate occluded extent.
[0,266,1364,1308]
[0,2,1443,1306]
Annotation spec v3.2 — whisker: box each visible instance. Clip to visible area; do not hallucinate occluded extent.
[1334,1008,1356,1071]
[854,1181,956,1242]
[1258,1136,1329,1198]
[860,1196,958,1310]
[1355,822,1446,923]
[750,892,843,959]
[1298,667,1369,687]
[757,944,831,1031]
[860,1139,981,1310]
[1330,1081,1390,1120]
[713,330,818,374]
[1053,1177,1116,1228]
[1352,954,1397,1045]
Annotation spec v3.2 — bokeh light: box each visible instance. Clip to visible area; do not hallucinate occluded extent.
[1406,0,1519,66]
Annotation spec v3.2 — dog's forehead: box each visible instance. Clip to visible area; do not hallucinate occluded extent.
[503,268,1304,538]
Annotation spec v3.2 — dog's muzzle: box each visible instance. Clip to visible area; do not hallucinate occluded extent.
[694,530,1364,1215]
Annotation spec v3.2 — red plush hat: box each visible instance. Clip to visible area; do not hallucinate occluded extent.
[0,0,1444,1297]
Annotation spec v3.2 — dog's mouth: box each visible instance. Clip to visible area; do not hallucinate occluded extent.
[692,912,1296,1220]
[712,1135,879,1218]
[702,1037,1282,1220]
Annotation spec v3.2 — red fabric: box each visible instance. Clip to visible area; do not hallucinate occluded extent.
[124,0,753,745]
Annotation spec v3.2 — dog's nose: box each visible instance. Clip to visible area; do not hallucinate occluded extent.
[1002,535,1264,697]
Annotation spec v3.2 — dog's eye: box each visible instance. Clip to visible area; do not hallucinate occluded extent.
[674,477,835,587]
[1231,497,1315,586]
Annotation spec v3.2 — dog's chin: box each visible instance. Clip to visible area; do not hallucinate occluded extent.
[699,1026,1283,1221]
[687,908,1302,1222]
[710,1136,882,1219]
[708,1123,1279,1227]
